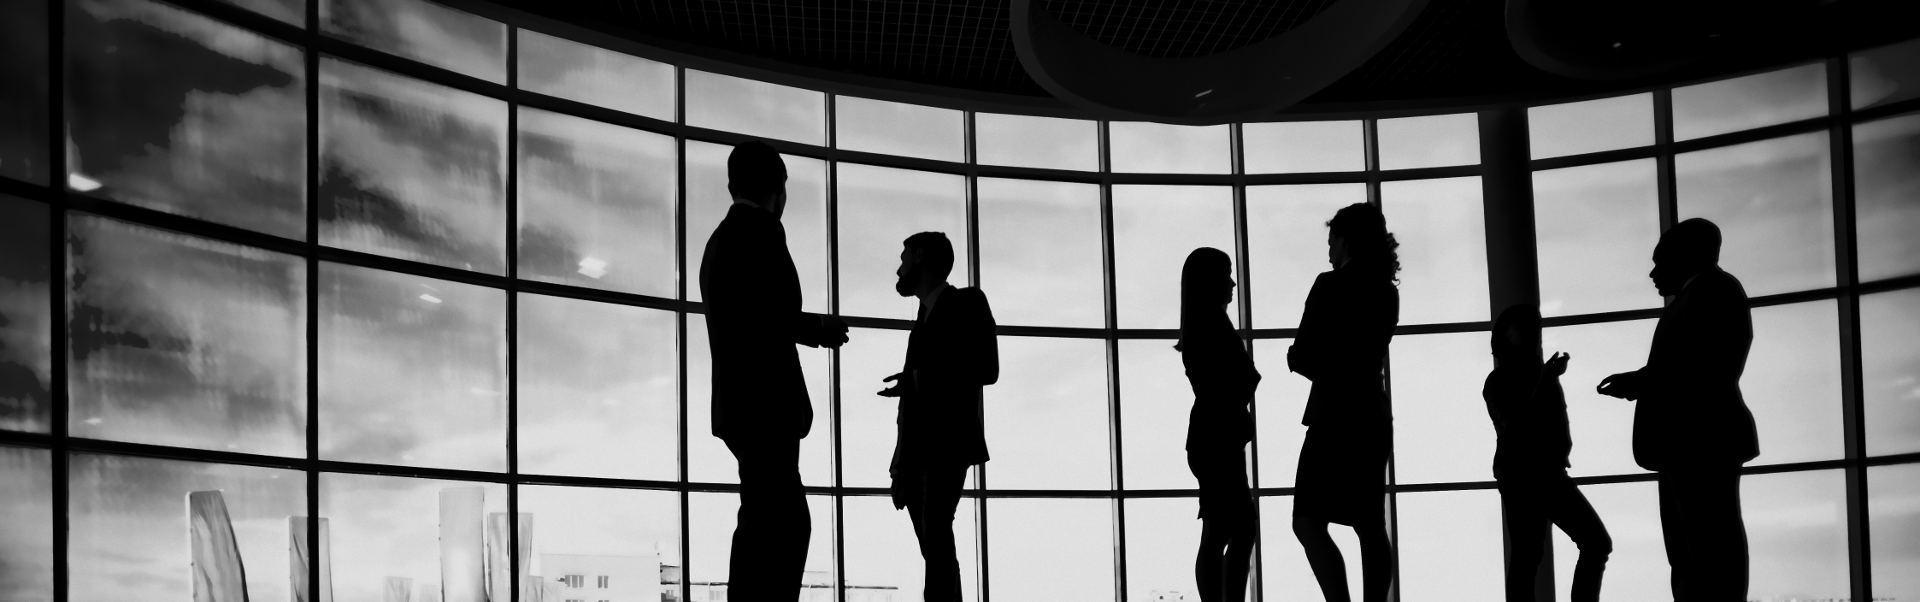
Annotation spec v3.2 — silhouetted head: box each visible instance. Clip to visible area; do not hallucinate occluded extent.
[1326,202,1400,283]
[1650,218,1721,297]
[1178,247,1235,349]
[727,140,788,217]
[1492,304,1544,366]
[896,231,954,298]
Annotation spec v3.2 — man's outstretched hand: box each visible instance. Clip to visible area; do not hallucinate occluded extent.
[819,315,850,349]
[879,371,915,398]
[1597,371,1642,401]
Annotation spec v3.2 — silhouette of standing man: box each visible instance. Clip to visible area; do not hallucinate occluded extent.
[1598,218,1757,601]
[700,140,849,601]
[880,232,997,602]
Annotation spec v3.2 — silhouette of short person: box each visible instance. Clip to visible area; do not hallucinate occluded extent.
[699,140,849,601]
[1288,202,1399,602]
[1485,304,1611,602]
[1179,247,1260,602]
[1598,218,1757,601]
[879,232,998,602]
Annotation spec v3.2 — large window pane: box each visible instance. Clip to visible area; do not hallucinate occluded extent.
[844,495,981,602]
[1528,93,1655,159]
[977,178,1104,328]
[1851,38,1920,110]
[1246,184,1365,329]
[1252,340,1311,488]
[974,113,1098,171]
[1743,470,1852,600]
[520,485,682,600]
[1746,301,1844,464]
[1118,339,1214,490]
[0,447,51,602]
[685,140,830,312]
[1109,122,1231,174]
[1543,318,1659,478]
[1261,496,1363,601]
[68,216,306,456]
[840,328,909,489]
[1391,332,1497,485]
[321,473,505,602]
[320,58,507,273]
[67,0,306,238]
[1397,490,1505,599]
[1673,63,1827,140]
[321,0,505,83]
[1378,113,1479,169]
[1871,463,1920,601]
[1126,497,1251,600]
[835,96,964,162]
[684,70,824,146]
[685,314,834,485]
[0,0,48,184]
[0,198,50,433]
[517,295,678,480]
[1242,120,1364,173]
[1853,112,1920,282]
[517,108,676,295]
[1675,132,1834,297]
[984,336,1110,490]
[518,29,674,120]
[1382,177,1490,324]
[987,499,1113,600]
[836,163,969,320]
[1113,185,1236,329]
[72,455,304,602]
[319,264,505,471]
[1533,160,1663,316]
[1863,288,1920,456]
[688,493,834,594]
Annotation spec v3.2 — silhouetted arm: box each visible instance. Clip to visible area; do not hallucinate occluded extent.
[1188,335,1260,403]
[1287,273,1334,381]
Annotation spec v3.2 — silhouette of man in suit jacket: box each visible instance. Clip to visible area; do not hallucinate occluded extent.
[879,231,997,602]
[699,140,848,601]
[1599,217,1757,601]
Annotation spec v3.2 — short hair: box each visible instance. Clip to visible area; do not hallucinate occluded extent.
[727,140,786,202]
[903,231,954,280]
[1659,217,1722,267]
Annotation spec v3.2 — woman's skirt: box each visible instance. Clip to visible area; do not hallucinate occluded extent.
[1293,420,1391,526]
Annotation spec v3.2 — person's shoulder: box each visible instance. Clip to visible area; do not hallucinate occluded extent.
[1690,268,1748,302]
[952,286,994,312]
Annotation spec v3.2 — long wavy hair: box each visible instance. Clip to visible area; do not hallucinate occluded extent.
[1328,202,1401,284]
[1178,247,1235,352]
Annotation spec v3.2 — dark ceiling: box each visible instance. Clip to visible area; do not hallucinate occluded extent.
[495,0,1917,116]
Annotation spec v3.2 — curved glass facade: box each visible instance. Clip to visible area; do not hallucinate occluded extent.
[1,0,1917,600]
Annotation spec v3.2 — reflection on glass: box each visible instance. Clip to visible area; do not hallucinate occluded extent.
[1673,63,1827,141]
[1550,481,1666,601]
[518,29,674,120]
[1252,340,1311,488]
[835,96,964,162]
[987,499,1113,600]
[71,454,304,602]
[976,178,1104,328]
[319,264,505,471]
[1378,113,1480,169]
[1527,93,1654,159]
[0,198,50,433]
[1119,339,1209,489]
[1675,132,1834,296]
[0,0,48,184]
[321,0,505,83]
[1542,319,1658,477]
[1382,177,1489,324]
[214,0,302,22]
[1396,490,1505,598]
[1533,160,1662,316]
[320,58,507,273]
[1390,332,1496,484]
[844,495,981,602]
[1261,496,1362,601]
[68,216,306,456]
[1853,112,1920,282]
[518,294,678,480]
[1125,497,1246,600]
[0,447,51,602]
[984,336,1110,490]
[1245,184,1365,329]
[687,493,834,593]
[685,314,834,485]
[684,141,831,312]
[1851,38,1920,110]
[67,0,306,238]
[321,473,505,602]
[683,70,824,145]
[1744,301,1844,464]
[1870,464,1920,601]
[840,328,909,489]
[1109,122,1231,174]
[1242,120,1364,173]
[517,107,677,295]
[974,113,1098,171]
[520,485,682,600]
[1113,185,1236,329]
[1862,289,1920,456]
[836,163,968,319]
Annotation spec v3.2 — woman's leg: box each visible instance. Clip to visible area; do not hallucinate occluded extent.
[1222,511,1255,602]
[1197,515,1226,601]
[1500,483,1551,602]
[1549,480,1612,602]
[1354,517,1394,602]
[1294,514,1351,602]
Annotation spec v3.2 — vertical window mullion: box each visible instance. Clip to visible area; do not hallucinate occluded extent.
[963,109,991,602]
[48,1,69,601]
[1097,119,1128,601]
[503,24,522,602]
[1228,121,1263,602]
[302,0,322,600]
[823,92,847,602]
[673,62,694,602]
[1827,55,1873,602]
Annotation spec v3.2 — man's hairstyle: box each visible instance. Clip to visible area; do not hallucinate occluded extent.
[1327,202,1401,283]
[1660,217,1722,267]
[727,140,786,202]
[903,231,955,280]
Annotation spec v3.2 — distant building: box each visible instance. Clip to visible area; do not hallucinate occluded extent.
[541,552,660,602]
[1149,590,1193,602]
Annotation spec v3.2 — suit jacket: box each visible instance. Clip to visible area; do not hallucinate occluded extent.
[699,203,835,441]
[1629,267,1759,471]
[1183,323,1261,453]
[891,285,999,475]
[1288,262,1398,428]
